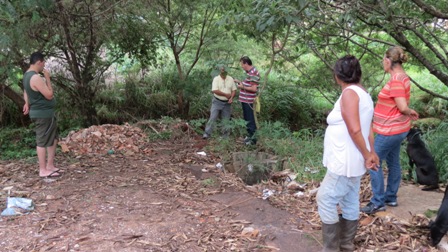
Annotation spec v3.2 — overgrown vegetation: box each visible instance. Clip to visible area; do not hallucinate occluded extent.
[1,0,448,185]
[2,64,448,184]
[0,127,36,160]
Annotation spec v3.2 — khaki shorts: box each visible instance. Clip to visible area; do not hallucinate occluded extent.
[33,116,58,147]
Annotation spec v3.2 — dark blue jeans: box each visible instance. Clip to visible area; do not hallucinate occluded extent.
[369,132,408,206]
[242,102,256,141]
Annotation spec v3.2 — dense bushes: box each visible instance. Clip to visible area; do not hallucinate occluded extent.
[1,63,447,185]
[424,122,448,182]
[0,127,35,159]
[87,67,326,131]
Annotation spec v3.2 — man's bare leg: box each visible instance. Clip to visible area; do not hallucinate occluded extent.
[37,146,49,176]
[46,139,58,172]
[37,144,59,177]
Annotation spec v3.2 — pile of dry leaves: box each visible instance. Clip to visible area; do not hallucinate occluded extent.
[58,123,152,156]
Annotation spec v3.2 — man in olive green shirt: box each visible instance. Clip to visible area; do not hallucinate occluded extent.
[23,52,60,178]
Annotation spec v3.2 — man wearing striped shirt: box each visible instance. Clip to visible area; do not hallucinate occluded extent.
[234,56,260,145]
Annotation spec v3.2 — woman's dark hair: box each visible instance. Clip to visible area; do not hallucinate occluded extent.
[333,55,362,84]
[240,56,252,66]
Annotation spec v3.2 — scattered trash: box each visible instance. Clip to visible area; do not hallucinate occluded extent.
[215,162,223,170]
[201,168,208,173]
[262,189,275,200]
[241,227,259,238]
[305,166,319,174]
[3,186,13,195]
[271,169,297,184]
[1,197,34,216]
[294,191,305,198]
[196,151,207,156]
[107,149,115,155]
[247,164,254,172]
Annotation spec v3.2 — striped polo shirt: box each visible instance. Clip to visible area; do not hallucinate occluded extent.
[238,67,260,104]
[373,73,411,135]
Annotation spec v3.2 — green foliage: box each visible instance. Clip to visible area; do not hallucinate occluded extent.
[188,118,207,134]
[1,0,448,190]
[426,122,448,182]
[408,68,448,118]
[204,119,326,181]
[259,78,328,130]
[201,178,218,187]
[257,123,325,181]
[147,131,172,141]
[0,93,21,127]
[55,89,86,131]
[0,127,36,160]
[424,209,438,219]
[108,14,159,67]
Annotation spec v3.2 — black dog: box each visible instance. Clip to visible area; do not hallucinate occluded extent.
[430,184,448,246]
[406,128,439,191]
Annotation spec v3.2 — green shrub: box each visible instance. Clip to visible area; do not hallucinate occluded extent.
[0,127,36,159]
[258,124,325,181]
[204,120,327,182]
[426,122,448,182]
[259,84,327,130]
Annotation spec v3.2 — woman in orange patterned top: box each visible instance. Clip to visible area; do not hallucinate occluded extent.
[361,46,419,215]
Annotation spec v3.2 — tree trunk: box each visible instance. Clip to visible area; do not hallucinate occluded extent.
[0,83,30,126]
[77,86,98,127]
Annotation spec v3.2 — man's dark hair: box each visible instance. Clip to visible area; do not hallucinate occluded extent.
[30,52,45,65]
[333,55,362,84]
[240,56,252,66]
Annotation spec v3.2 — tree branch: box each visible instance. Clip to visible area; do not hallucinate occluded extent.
[410,0,448,19]
[411,78,448,100]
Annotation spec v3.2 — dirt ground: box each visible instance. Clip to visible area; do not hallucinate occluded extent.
[0,134,323,252]
[0,124,445,252]
[383,182,444,221]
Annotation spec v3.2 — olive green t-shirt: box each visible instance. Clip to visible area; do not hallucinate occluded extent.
[23,71,56,118]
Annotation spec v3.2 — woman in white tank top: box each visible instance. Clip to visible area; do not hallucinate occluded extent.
[316,55,379,251]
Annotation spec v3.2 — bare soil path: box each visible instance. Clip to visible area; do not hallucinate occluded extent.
[0,137,321,252]
[384,182,444,221]
[0,122,444,251]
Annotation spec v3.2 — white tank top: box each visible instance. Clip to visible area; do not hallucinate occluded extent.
[322,85,374,177]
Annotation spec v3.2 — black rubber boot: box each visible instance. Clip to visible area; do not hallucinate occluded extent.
[322,222,340,252]
[339,218,358,252]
